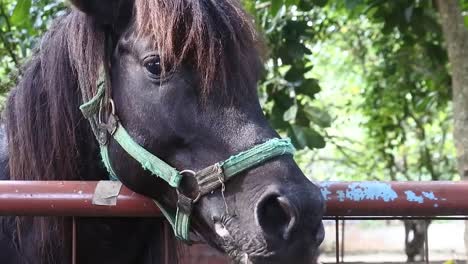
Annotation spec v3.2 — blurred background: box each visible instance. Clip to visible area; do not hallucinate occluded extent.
[1,0,467,263]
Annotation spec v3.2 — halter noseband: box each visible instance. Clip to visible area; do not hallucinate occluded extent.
[79,32,296,242]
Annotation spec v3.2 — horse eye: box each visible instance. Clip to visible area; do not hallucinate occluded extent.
[143,56,162,77]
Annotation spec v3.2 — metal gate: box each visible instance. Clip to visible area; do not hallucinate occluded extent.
[1,181,466,263]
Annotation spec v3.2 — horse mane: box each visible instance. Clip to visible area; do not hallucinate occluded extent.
[7,11,103,182]
[4,11,107,263]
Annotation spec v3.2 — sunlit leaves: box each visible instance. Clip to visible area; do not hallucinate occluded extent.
[356,0,455,181]
[270,0,283,15]
[303,106,331,128]
[290,125,326,149]
[283,105,298,122]
[247,0,331,149]
[463,0,468,29]
[11,0,31,25]
[0,0,66,101]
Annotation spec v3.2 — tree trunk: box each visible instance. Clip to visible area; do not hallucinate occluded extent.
[404,220,430,262]
[436,0,468,262]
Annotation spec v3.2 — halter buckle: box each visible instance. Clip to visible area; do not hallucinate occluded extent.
[98,99,119,137]
[177,170,202,203]
[194,163,225,196]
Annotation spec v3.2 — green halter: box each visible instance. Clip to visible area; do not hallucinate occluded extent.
[80,83,296,242]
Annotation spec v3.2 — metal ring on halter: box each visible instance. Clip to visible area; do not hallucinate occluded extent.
[98,98,116,125]
[177,170,202,203]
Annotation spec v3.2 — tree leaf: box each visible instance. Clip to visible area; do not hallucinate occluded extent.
[304,106,332,128]
[11,0,32,25]
[285,0,299,7]
[344,0,363,10]
[298,0,315,10]
[283,104,298,122]
[242,0,256,15]
[404,5,414,23]
[312,0,328,7]
[270,0,284,16]
[289,125,326,149]
[296,78,321,98]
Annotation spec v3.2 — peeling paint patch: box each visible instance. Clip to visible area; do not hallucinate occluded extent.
[320,182,333,187]
[422,191,438,201]
[337,190,345,202]
[344,182,398,202]
[320,187,331,201]
[405,191,424,204]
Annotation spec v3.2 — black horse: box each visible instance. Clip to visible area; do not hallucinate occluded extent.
[0,0,325,263]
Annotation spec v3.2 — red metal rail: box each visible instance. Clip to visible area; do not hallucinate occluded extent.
[0,181,159,217]
[0,181,466,217]
[322,181,468,216]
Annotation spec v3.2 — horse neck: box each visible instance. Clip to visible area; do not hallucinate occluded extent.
[75,218,180,264]
[76,128,109,181]
[67,124,182,264]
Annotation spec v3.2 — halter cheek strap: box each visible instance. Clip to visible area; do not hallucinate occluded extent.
[80,81,296,242]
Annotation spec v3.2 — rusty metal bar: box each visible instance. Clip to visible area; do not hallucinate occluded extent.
[0,181,468,217]
[335,217,340,264]
[424,221,429,264]
[340,219,345,263]
[321,181,468,216]
[0,181,160,217]
[72,217,76,264]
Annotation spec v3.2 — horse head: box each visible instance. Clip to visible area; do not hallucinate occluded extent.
[70,0,325,263]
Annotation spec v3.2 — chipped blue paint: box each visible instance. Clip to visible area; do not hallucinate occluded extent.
[320,182,333,187]
[337,190,345,202]
[320,187,331,201]
[405,191,424,204]
[422,191,438,201]
[344,182,398,202]
[319,182,333,201]
[404,190,444,204]
[319,182,447,206]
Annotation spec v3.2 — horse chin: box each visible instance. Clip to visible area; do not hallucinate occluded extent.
[226,251,317,264]
[220,236,317,264]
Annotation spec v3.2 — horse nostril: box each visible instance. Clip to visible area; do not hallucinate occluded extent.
[256,194,297,240]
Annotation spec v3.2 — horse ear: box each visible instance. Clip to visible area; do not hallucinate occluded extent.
[70,0,134,27]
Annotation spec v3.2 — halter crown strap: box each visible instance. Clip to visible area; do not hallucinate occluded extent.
[80,80,296,242]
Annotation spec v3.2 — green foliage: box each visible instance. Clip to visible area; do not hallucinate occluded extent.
[360,1,455,181]
[11,0,32,25]
[305,0,457,181]
[0,0,66,98]
[248,0,333,150]
[462,0,468,28]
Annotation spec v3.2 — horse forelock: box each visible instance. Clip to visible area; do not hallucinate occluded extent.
[134,0,264,100]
